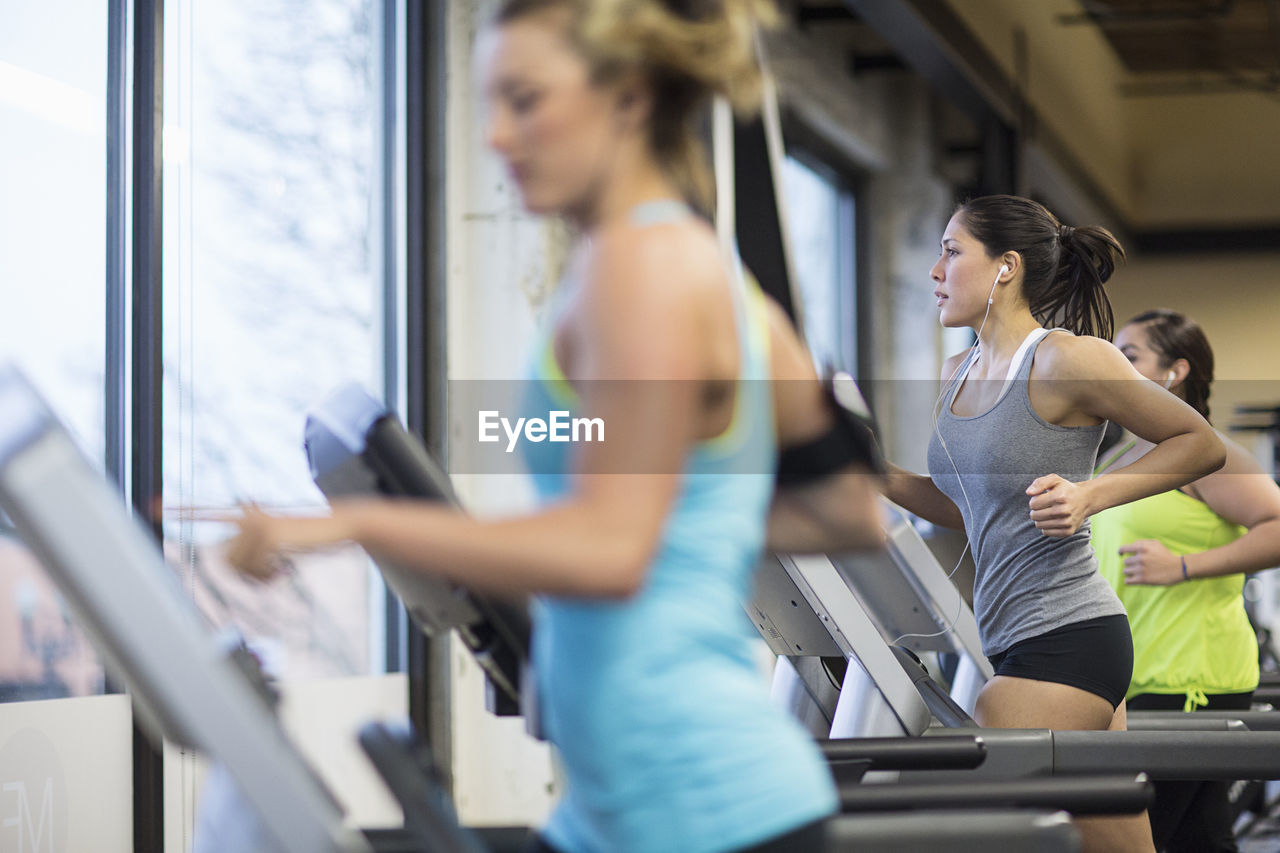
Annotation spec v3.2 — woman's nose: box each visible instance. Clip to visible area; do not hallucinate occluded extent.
[486,105,512,154]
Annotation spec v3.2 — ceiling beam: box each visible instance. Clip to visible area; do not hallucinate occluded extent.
[1133,225,1280,253]
[841,0,1016,125]
[840,0,1133,238]
[796,5,858,26]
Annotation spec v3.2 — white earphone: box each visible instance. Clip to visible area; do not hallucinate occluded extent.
[1163,370,1176,389]
[988,264,1010,305]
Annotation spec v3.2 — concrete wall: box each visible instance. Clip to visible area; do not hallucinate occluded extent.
[857,74,960,473]
[443,0,559,827]
[768,30,960,471]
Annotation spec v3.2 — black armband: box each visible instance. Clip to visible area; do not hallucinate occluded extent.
[776,372,885,486]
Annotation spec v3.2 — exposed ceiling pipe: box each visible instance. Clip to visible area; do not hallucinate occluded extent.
[1119,70,1280,95]
[1059,0,1237,27]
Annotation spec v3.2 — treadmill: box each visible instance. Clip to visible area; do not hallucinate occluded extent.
[756,499,992,731]
[299,382,1166,841]
[0,367,1139,852]
[873,502,1280,733]
[304,383,529,718]
[748,531,1280,784]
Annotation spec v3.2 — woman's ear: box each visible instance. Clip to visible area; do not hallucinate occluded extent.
[613,74,652,130]
[1170,358,1191,386]
[999,253,1021,280]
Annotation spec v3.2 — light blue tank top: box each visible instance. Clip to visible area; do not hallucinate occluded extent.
[521,202,837,853]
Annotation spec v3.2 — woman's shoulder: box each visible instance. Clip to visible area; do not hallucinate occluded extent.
[584,216,730,305]
[1205,429,1267,478]
[1033,330,1130,380]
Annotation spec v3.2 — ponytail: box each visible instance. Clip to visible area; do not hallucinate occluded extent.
[1044,224,1124,342]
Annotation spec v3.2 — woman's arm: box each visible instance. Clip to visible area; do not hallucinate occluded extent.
[883,462,965,530]
[766,475,887,553]
[763,296,886,552]
[228,227,715,598]
[1026,335,1226,537]
[878,350,968,530]
[1120,436,1280,584]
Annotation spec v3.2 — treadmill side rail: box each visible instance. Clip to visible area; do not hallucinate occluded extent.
[828,810,1080,853]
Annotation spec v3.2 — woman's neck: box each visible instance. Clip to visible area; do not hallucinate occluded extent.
[568,149,683,231]
[973,308,1042,368]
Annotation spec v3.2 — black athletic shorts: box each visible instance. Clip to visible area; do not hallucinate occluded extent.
[987,614,1133,709]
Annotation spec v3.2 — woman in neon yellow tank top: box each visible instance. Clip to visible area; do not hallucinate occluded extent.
[1092,309,1280,853]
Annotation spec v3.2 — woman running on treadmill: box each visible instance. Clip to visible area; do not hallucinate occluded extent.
[883,195,1225,853]
[224,2,881,851]
[1093,308,1280,853]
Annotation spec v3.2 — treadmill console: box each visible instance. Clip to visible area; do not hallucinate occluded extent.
[305,384,530,717]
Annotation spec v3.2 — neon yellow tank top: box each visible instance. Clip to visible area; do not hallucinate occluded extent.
[1091,447,1257,706]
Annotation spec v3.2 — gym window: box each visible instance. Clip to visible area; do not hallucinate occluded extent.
[782,152,857,373]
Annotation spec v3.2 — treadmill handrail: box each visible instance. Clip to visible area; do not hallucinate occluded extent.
[1128,709,1280,731]
[891,645,980,729]
[839,773,1152,816]
[1125,714,1247,732]
[1050,729,1280,779]
[819,734,986,770]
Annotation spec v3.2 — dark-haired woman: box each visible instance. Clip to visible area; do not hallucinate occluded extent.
[1092,309,1280,853]
[219,1,888,851]
[884,196,1225,853]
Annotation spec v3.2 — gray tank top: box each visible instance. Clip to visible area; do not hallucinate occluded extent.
[926,328,1125,656]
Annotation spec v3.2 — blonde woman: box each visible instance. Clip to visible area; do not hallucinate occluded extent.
[225,2,884,851]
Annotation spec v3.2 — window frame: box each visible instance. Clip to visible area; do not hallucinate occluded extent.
[105,0,426,843]
[778,116,866,379]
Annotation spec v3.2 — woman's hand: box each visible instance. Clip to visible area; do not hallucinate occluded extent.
[224,505,358,582]
[1118,539,1184,586]
[1026,474,1094,538]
